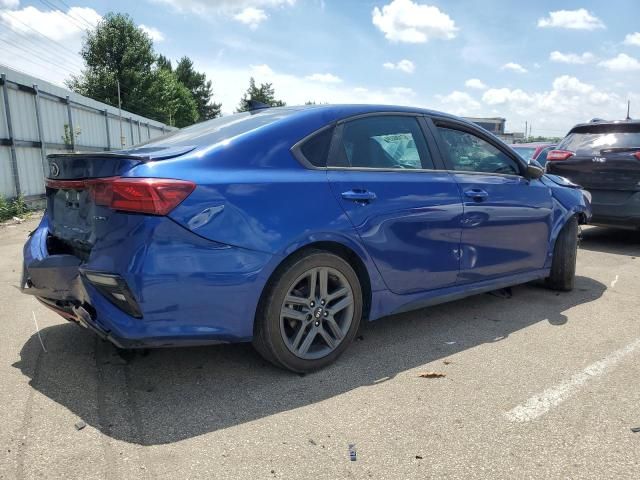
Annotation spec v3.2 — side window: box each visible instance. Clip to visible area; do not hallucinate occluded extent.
[436,127,521,175]
[298,126,334,167]
[330,116,434,169]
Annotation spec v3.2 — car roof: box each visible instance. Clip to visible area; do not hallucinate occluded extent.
[256,103,470,127]
[568,118,640,131]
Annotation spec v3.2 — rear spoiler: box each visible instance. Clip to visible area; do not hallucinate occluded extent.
[47,145,196,163]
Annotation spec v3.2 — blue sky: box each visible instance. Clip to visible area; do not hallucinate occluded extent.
[1,0,639,135]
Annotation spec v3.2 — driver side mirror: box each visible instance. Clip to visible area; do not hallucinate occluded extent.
[526,162,544,180]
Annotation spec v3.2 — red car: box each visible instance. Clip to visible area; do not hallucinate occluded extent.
[510,143,557,166]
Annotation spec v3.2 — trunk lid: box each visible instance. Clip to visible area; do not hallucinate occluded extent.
[45,147,194,258]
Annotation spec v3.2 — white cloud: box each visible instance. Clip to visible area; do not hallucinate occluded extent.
[233,7,268,29]
[549,51,595,64]
[151,0,295,14]
[139,24,165,42]
[624,32,640,46]
[436,90,480,115]
[537,9,605,30]
[382,59,415,73]
[0,5,101,85]
[372,0,457,43]
[0,5,100,42]
[465,78,487,90]
[501,62,527,73]
[599,53,640,72]
[0,0,19,9]
[305,73,342,83]
[482,88,532,106]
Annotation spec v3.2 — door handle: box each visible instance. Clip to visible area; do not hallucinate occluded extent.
[341,190,377,203]
[464,189,489,201]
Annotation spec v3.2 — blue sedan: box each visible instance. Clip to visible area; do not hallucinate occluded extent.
[21,104,591,372]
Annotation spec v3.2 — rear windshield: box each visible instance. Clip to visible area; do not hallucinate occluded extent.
[559,124,640,155]
[135,108,303,148]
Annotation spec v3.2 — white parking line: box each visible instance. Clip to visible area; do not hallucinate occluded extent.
[611,275,619,288]
[505,337,640,422]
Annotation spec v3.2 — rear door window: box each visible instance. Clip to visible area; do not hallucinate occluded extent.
[330,116,435,169]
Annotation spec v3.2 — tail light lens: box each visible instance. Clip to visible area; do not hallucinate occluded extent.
[634,152,640,161]
[46,177,195,215]
[547,150,575,161]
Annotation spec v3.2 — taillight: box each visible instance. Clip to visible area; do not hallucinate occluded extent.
[546,149,575,161]
[45,177,195,215]
[634,151,640,161]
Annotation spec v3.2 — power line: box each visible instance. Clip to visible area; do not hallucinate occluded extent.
[0,12,86,71]
[53,0,98,30]
[37,0,88,32]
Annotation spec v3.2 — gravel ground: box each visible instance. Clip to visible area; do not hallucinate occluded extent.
[1,217,639,479]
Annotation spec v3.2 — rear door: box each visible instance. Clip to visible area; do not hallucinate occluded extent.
[326,114,463,295]
[430,119,553,283]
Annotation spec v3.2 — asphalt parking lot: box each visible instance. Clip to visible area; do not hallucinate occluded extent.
[1,216,639,479]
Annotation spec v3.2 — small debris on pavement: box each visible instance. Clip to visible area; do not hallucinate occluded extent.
[418,372,446,378]
[355,335,364,341]
[415,455,423,459]
[309,439,317,445]
[444,341,456,345]
[631,427,640,433]
[75,420,86,431]
[348,443,357,461]
[443,360,453,365]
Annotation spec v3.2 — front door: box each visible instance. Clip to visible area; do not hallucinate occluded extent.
[326,114,463,295]
[432,122,553,283]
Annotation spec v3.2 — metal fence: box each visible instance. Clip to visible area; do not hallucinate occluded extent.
[0,65,175,199]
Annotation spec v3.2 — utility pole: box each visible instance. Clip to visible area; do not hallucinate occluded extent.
[524,121,528,142]
[627,100,631,120]
[117,79,125,148]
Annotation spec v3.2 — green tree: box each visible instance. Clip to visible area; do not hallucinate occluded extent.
[174,57,221,120]
[67,12,156,118]
[156,54,172,72]
[147,69,198,128]
[237,77,286,112]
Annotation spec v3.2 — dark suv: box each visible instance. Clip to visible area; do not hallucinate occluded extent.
[546,119,640,228]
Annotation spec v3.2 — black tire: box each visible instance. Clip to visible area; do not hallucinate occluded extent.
[546,216,579,291]
[253,250,362,372]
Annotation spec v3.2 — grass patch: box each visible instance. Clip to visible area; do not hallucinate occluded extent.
[0,194,30,222]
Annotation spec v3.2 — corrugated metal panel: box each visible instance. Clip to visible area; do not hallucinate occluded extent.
[8,89,38,141]
[39,95,72,144]
[72,105,107,148]
[0,147,16,198]
[15,147,45,196]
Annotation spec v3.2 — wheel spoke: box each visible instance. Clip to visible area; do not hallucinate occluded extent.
[318,328,336,349]
[297,328,317,355]
[319,268,329,298]
[328,295,353,314]
[281,307,307,322]
[324,317,344,341]
[291,323,308,351]
[308,269,318,301]
[326,287,349,303]
[285,294,308,306]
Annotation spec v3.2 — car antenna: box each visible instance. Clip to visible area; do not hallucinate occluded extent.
[247,100,271,111]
